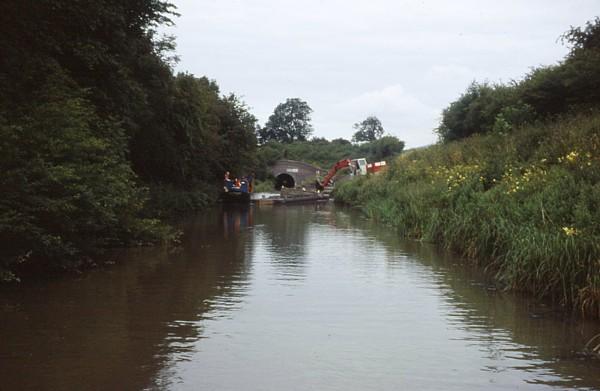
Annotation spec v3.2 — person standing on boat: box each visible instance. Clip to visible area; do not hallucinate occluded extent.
[314,169,324,192]
[247,172,255,193]
[224,171,233,191]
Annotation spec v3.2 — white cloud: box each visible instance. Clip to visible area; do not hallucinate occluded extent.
[338,84,433,115]
[333,84,439,147]
[164,0,599,147]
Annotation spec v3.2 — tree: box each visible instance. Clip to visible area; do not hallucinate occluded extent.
[259,98,313,143]
[0,0,181,280]
[352,116,385,142]
[359,136,405,161]
[215,93,259,177]
[437,18,600,144]
[436,82,527,142]
[129,74,258,186]
[0,69,164,280]
[561,17,600,52]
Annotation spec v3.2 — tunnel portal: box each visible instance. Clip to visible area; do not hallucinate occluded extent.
[275,173,295,189]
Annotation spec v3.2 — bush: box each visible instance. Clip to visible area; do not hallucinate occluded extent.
[438,18,600,143]
[0,72,172,281]
[144,183,216,218]
[335,113,600,317]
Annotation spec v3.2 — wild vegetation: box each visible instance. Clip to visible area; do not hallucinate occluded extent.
[352,116,385,142]
[335,18,600,317]
[254,136,405,184]
[0,1,405,281]
[0,1,257,280]
[258,98,314,144]
[254,109,405,187]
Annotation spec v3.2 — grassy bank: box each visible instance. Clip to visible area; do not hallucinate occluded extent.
[335,113,600,317]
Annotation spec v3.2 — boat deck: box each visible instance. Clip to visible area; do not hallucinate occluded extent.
[251,189,330,205]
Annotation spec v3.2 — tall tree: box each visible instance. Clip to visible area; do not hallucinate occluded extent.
[129,74,257,186]
[0,0,263,281]
[0,1,173,279]
[259,98,313,143]
[352,116,385,142]
[359,136,405,161]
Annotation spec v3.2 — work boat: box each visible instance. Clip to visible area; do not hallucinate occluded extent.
[221,180,251,203]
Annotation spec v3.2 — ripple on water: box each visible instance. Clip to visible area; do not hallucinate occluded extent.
[3,205,600,391]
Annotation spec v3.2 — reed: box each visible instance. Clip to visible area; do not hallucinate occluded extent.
[335,113,600,317]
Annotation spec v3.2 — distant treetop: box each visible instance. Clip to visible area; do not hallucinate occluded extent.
[258,98,313,143]
[352,116,385,142]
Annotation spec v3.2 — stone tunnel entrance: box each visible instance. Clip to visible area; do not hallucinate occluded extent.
[275,173,295,190]
[269,159,321,191]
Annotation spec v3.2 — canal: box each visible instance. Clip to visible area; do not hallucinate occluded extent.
[1,203,599,390]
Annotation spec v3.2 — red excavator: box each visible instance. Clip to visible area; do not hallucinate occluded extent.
[317,158,386,190]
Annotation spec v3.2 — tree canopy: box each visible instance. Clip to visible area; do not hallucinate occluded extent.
[255,135,404,179]
[436,17,600,143]
[258,98,313,143]
[0,0,257,281]
[352,116,385,142]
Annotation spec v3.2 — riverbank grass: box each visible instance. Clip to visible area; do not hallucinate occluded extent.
[335,113,600,317]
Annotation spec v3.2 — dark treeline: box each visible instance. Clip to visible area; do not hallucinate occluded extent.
[256,136,404,178]
[0,1,257,280]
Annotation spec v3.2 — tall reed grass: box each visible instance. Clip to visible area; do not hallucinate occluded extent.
[335,113,600,317]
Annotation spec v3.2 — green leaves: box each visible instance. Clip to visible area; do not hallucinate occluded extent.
[438,18,600,143]
[352,116,384,142]
[561,17,600,52]
[437,82,524,142]
[256,136,404,177]
[259,98,314,143]
[128,73,258,187]
[358,135,405,162]
[338,112,600,316]
[0,73,152,276]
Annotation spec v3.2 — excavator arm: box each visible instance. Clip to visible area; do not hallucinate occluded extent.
[320,158,351,188]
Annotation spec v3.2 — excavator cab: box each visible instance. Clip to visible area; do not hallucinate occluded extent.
[351,158,368,176]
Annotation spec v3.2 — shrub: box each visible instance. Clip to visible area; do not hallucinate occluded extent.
[335,113,600,317]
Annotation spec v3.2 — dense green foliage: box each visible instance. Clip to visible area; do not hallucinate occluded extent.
[258,98,313,143]
[437,82,534,142]
[352,116,385,142]
[337,19,600,316]
[366,136,406,162]
[437,18,600,143]
[0,71,167,281]
[130,73,257,188]
[336,113,600,316]
[255,136,404,179]
[0,1,257,280]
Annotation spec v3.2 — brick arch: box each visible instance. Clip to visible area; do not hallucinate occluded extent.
[269,159,322,189]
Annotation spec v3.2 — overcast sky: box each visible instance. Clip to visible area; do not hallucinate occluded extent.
[164,1,598,147]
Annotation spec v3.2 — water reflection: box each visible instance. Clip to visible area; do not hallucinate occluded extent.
[222,204,254,238]
[1,204,599,390]
[0,207,254,391]
[252,205,317,282]
[335,209,600,390]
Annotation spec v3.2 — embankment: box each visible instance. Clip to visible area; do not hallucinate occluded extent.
[335,113,600,317]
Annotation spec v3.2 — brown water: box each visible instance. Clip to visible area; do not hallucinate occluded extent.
[1,203,599,390]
